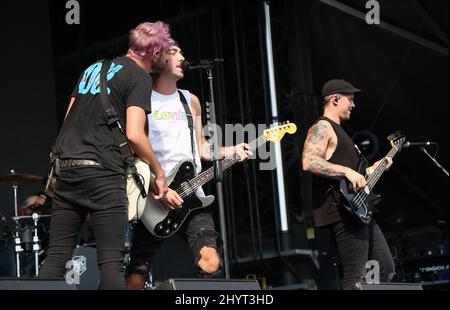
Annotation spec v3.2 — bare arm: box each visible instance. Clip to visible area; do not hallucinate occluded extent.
[190,94,209,161]
[64,97,76,120]
[50,97,76,159]
[302,121,367,190]
[126,106,167,199]
[191,94,250,162]
[302,121,348,177]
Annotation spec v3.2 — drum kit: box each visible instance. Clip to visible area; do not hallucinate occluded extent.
[1,170,136,289]
[0,170,50,278]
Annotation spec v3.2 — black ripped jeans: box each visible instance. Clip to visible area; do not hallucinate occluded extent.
[127,208,219,277]
[331,218,395,290]
[39,167,128,290]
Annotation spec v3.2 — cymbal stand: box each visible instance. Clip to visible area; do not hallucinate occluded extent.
[10,169,23,277]
[32,213,41,276]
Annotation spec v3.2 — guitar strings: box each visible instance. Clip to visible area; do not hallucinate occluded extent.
[353,163,383,208]
[170,134,270,198]
[174,149,244,198]
[352,154,392,209]
[353,144,399,208]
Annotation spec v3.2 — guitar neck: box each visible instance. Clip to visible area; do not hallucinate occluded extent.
[187,135,267,191]
[367,146,399,191]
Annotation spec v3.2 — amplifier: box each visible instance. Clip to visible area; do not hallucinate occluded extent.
[0,278,76,290]
[361,282,423,290]
[155,278,261,290]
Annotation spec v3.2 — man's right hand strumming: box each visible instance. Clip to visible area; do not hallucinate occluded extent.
[163,188,184,210]
[152,174,168,200]
[345,168,367,192]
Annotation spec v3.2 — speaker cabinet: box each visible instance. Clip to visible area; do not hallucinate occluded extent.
[361,282,423,290]
[0,278,76,290]
[155,279,261,290]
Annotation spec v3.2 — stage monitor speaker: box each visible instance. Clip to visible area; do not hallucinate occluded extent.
[0,278,76,290]
[155,279,261,290]
[361,282,423,290]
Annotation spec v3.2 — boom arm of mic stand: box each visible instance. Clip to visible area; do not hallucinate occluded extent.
[420,147,449,177]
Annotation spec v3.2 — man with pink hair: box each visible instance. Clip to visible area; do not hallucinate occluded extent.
[39,21,171,290]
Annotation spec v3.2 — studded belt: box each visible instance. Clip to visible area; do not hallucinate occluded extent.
[59,159,101,169]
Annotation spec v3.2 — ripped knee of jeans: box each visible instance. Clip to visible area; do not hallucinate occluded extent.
[191,229,219,255]
[198,246,221,274]
[191,229,221,275]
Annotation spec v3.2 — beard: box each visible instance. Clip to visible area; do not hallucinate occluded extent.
[341,111,351,121]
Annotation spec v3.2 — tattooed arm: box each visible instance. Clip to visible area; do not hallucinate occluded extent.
[302,121,367,190]
[302,121,347,177]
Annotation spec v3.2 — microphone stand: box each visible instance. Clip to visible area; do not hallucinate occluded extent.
[194,59,230,279]
[420,147,449,177]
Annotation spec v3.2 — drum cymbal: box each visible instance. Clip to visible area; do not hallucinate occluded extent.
[0,174,43,186]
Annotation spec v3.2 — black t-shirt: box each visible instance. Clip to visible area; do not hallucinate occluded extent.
[55,56,152,175]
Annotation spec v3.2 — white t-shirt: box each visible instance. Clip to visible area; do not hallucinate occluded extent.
[148,89,205,197]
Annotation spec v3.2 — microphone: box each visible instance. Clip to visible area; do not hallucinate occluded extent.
[183,58,224,70]
[403,141,437,148]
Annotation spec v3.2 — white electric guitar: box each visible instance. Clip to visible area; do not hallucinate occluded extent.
[127,122,297,237]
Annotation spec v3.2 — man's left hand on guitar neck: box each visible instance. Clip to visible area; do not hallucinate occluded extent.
[223,143,253,162]
[367,157,394,175]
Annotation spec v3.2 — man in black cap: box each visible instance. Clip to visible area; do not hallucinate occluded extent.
[301,79,395,290]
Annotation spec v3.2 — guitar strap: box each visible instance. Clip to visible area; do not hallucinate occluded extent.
[99,59,147,199]
[354,144,369,171]
[178,90,197,169]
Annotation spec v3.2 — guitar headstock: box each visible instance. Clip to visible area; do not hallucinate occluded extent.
[264,122,298,143]
[388,131,407,151]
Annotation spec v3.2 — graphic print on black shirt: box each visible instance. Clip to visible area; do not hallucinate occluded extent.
[55,56,153,175]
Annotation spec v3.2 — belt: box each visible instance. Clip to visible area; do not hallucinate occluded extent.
[59,159,101,169]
